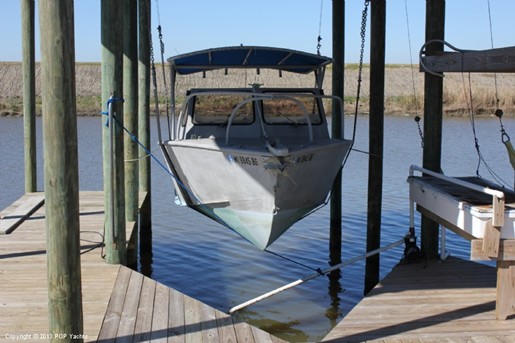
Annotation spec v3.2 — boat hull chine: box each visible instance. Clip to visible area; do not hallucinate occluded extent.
[161,137,351,249]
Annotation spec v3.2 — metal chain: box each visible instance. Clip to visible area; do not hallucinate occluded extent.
[353,0,370,118]
[150,32,157,92]
[414,116,424,148]
[157,25,171,138]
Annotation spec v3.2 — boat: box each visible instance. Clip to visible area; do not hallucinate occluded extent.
[408,165,515,258]
[158,46,353,250]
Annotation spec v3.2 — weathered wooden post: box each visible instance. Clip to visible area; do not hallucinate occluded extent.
[21,0,37,193]
[123,0,139,222]
[123,0,139,267]
[138,0,152,276]
[421,0,445,259]
[102,0,126,265]
[330,0,345,265]
[365,0,386,295]
[38,0,83,338]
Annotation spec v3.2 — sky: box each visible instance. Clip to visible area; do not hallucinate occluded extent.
[1,0,515,64]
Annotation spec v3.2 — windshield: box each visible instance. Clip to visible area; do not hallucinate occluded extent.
[192,94,254,125]
[262,93,322,125]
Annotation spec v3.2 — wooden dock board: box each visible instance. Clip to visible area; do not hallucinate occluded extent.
[97,265,287,343]
[0,192,286,343]
[323,257,515,342]
[0,191,142,341]
[0,192,44,234]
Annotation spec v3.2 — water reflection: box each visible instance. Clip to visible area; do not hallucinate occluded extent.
[325,269,343,327]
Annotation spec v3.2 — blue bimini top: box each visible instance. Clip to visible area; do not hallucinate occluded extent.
[168,46,333,75]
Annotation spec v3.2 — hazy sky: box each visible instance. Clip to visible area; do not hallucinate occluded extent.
[1,1,515,63]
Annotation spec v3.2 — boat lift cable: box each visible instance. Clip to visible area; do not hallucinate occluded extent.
[264,249,322,273]
[229,238,405,314]
[290,0,370,223]
[463,73,513,189]
[316,0,323,55]
[487,0,500,110]
[462,68,513,189]
[420,39,513,189]
[100,104,228,223]
[404,0,423,149]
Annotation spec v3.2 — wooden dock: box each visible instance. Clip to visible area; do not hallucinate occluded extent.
[323,257,515,342]
[0,192,284,342]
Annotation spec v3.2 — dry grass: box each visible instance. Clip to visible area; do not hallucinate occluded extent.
[1,62,514,116]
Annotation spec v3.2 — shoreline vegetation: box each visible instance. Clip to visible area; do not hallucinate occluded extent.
[1,61,515,117]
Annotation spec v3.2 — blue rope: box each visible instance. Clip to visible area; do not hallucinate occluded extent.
[100,100,230,229]
[100,108,183,190]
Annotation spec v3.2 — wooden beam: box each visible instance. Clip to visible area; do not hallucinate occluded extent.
[421,46,515,73]
[365,0,385,296]
[21,0,37,193]
[101,0,126,265]
[329,0,345,264]
[39,0,83,336]
[421,0,445,260]
[138,0,152,273]
[471,239,515,261]
[496,260,515,320]
[123,0,139,223]
[138,0,152,231]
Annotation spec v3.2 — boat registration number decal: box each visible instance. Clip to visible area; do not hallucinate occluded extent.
[293,153,314,163]
[227,154,259,166]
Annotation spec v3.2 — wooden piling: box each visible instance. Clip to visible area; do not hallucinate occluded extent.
[330,0,345,264]
[421,0,446,259]
[21,0,37,193]
[138,0,152,276]
[38,0,83,338]
[101,0,126,265]
[123,0,139,223]
[365,0,386,295]
[123,0,139,267]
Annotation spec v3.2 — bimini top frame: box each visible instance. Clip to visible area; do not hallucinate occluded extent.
[163,46,333,141]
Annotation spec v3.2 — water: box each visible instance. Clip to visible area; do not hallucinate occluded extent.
[1,114,514,342]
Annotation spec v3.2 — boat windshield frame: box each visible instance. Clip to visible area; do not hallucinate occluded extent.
[163,46,334,142]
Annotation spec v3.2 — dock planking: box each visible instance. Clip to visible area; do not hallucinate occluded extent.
[0,192,44,234]
[0,192,286,342]
[97,265,287,342]
[322,257,515,342]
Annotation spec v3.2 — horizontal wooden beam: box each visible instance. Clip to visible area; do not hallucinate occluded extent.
[420,46,515,73]
[471,239,515,261]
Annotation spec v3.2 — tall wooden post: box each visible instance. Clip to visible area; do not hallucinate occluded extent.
[123,0,139,267]
[21,0,37,193]
[123,0,138,222]
[39,0,83,339]
[102,0,126,265]
[330,0,345,265]
[138,0,152,276]
[421,0,445,259]
[365,0,386,295]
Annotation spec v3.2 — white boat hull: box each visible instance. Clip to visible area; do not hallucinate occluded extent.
[162,137,351,249]
[408,176,515,240]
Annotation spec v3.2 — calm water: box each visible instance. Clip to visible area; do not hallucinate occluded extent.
[1,114,514,342]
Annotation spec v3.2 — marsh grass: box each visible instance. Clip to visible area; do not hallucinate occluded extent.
[1,62,515,116]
